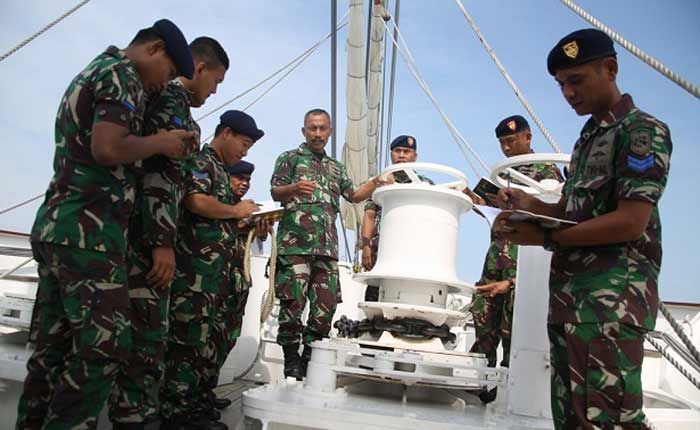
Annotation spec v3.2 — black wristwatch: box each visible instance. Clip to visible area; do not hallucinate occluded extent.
[543,229,558,252]
[507,279,516,290]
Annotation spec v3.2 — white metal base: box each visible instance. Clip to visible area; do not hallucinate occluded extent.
[242,378,552,430]
[303,338,504,392]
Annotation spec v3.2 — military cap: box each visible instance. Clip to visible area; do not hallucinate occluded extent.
[152,19,194,79]
[225,160,255,176]
[390,135,417,151]
[219,110,264,142]
[495,115,530,138]
[547,28,616,76]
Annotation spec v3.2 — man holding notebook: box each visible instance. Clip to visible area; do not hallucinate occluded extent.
[468,115,562,403]
[495,29,672,429]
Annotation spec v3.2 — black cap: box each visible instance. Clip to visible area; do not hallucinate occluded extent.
[152,19,194,79]
[390,135,417,151]
[225,160,255,176]
[220,110,264,142]
[547,28,616,76]
[495,115,530,138]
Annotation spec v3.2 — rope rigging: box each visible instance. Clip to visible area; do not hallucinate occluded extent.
[196,11,350,123]
[382,18,489,178]
[0,0,91,64]
[560,0,700,100]
[645,334,700,391]
[0,194,43,216]
[453,0,562,153]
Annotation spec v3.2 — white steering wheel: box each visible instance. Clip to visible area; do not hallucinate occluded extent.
[489,153,570,198]
[380,162,468,191]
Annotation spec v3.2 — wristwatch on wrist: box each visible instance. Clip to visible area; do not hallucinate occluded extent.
[507,278,515,290]
[543,229,557,252]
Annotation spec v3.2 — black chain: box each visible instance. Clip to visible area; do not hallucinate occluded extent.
[334,315,456,342]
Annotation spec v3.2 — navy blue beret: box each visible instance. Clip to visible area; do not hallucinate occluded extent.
[390,135,417,151]
[547,28,616,76]
[220,110,264,142]
[225,160,255,176]
[152,19,194,79]
[495,115,530,138]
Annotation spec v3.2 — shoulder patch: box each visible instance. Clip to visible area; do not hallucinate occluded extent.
[630,129,652,157]
[172,116,183,127]
[627,154,654,173]
[122,100,136,112]
[192,170,209,180]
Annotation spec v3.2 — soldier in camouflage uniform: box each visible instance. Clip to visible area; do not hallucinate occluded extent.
[469,115,562,372]
[496,29,672,429]
[202,160,272,412]
[159,111,263,429]
[270,109,391,379]
[109,37,229,428]
[360,134,433,301]
[15,19,195,430]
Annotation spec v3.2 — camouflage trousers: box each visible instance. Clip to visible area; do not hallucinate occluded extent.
[469,286,514,367]
[109,243,171,424]
[275,255,340,347]
[160,255,227,419]
[548,322,649,430]
[16,242,131,430]
[203,264,251,396]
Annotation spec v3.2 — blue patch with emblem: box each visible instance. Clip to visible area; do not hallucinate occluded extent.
[627,154,654,173]
[192,170,209,180]
[172,116,183,126]
[122,100,136,112]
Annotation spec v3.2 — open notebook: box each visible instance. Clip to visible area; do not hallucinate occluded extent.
[473,204,577,230]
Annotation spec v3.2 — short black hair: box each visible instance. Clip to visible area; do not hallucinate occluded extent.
[304,108,331,124]
[190,37,229,70]
[129,28,162,46]
[214,123,227,137]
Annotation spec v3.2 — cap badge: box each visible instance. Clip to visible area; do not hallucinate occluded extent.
[563,40,579,59]
[507,120,517,131]
[407,137,414,146]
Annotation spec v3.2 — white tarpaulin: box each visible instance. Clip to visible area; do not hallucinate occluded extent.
[340,0,369,231]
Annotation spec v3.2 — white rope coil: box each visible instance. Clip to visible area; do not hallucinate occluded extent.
[560,0,699,100]
[453,0,562,153]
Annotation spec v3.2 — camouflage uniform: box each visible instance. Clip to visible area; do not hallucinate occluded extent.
[363,172,433,299]
[159,144,236,419]
[17,46,145,430]
[203,201,253,397]
[548,94,672,429]
[110,80,200,424]
[470,161,562,367]
[271,143,354,347]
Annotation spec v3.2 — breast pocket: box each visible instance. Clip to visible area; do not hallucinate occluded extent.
[294,165,313,182]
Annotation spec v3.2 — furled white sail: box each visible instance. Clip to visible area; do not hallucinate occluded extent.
[340,0,369,232]
[366,1,386,177]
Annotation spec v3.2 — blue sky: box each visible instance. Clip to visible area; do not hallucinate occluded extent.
[0,1,698,302]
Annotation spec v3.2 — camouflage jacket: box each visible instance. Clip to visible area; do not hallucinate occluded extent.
[31,46,146,254]
[550,94,672,330]
[479,162,563,285]
[176,144,237,262]
[134,79,201,248]
[364,171,434,247]
[271,143,354,259]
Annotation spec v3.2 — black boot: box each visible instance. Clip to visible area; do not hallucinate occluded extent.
[478,387,498,404]
[282,344,303,380]
[212,397,232,410]
[112,423,146,430]
[300,345,313,377]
